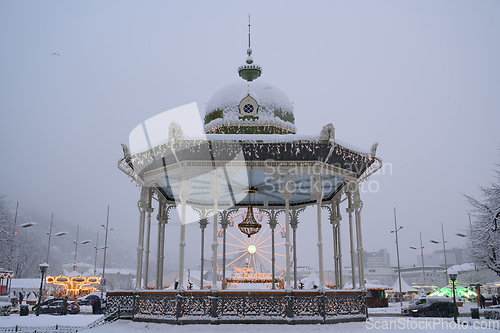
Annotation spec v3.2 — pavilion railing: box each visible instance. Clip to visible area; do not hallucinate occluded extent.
[107,289,366,324]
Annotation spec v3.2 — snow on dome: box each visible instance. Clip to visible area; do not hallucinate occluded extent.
[204,80,296,134]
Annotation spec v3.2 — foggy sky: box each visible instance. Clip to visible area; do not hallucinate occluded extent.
[1,1,499,273]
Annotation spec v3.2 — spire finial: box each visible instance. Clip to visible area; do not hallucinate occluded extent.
[248,14,251,49]
[238,14,261,82]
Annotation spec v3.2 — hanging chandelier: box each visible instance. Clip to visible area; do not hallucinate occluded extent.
[238,188,261,238]
[238,204,261,238]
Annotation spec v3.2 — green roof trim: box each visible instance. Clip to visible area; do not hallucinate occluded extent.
[274,108,295,123]
[204,109,223,125]
[205,125,295,135]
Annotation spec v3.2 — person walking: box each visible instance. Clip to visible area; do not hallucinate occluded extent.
[61,297,68,315]
[95,297,102,314]
[18,292,24,305]
[480,294,486,309]
[91,298,97,314]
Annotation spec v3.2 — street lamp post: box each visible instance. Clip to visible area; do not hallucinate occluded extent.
[73,225,91,271]
[449,269,458,323]
[410,231,426,285]
[101,205,112,289]
[19,215,67,269]
[35,263,49,316]
[391,207,403,308]
[46,213,68,264]
[93,232,99,276]
[430,223,448,286]
[456,213,477,271]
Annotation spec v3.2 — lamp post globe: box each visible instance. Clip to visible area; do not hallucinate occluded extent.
[36,263,49,316]
[448,269,458,323]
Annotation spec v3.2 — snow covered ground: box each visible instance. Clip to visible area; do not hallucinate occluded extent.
[69,319,500,332]
[0,313,101,327]
[1,301,499,332]
[1,315,500,332]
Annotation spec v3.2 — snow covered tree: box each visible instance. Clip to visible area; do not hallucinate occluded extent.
[0,195,14,270]
[465,166,500,277]
[0,195,48,277]
[12,229,47,278]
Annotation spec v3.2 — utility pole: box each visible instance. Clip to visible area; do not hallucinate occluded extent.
[391,207,403,309]
[469,213,477,271]
[94,232,99,276]
[47,213,54,263]
[102,205,110,288]
[419,231,425,285]
[441,223,448,285]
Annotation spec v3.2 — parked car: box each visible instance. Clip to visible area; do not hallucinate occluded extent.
[0,295,18,312]
[402,298,421,314]
[407,297,457,317]
[32,298,80,314]
[77,292,106,306]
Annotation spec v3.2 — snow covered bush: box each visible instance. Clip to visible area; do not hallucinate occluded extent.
[484,309,500,320]
[0,302,11,316]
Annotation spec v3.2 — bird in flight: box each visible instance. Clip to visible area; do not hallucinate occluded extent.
[51,53,61,57]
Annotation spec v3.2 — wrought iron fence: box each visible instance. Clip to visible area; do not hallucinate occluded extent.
[107,289,366,324]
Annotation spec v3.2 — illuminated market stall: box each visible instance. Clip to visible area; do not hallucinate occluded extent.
[0,269,14,295]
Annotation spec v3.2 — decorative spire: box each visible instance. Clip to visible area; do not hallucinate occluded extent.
[248,14,251,49]
[238,14,262,82]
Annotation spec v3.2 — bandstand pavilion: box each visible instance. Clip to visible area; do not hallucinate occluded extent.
[111,26,382,324]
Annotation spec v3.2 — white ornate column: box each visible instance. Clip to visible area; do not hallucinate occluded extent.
[290,208,304,289]
[333,200,343,289]
[199,216,208,290]
[312,175,325,291]
[155,201,164,290]
[177,171,191,291]
[346,186,356,288]
[281,174,293,290]
[210,172,221,291]
[135,186,148,290]
[155,201,165,289]
[220,210,230,290]
[325,199,343,289]
[262,208,280,290]
[353,187,365,289]
[156,203,173,289]
[143,189,154,288]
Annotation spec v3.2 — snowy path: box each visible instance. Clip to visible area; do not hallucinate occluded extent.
[1,317,500,332]
[87,318,500,332]
[2,303,499,333]
[0,313,102,328]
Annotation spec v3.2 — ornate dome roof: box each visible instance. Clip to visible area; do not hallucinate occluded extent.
[204,80,296,135]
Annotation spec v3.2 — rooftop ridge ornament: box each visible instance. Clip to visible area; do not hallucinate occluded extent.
[238,15,262,82]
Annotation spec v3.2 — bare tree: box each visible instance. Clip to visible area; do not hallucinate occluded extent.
[465,165,500,277]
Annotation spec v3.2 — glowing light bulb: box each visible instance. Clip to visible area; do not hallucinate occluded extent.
[247,244,257,254]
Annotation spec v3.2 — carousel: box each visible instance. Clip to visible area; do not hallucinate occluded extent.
[45,274,101,298]
[109,22,382,324]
